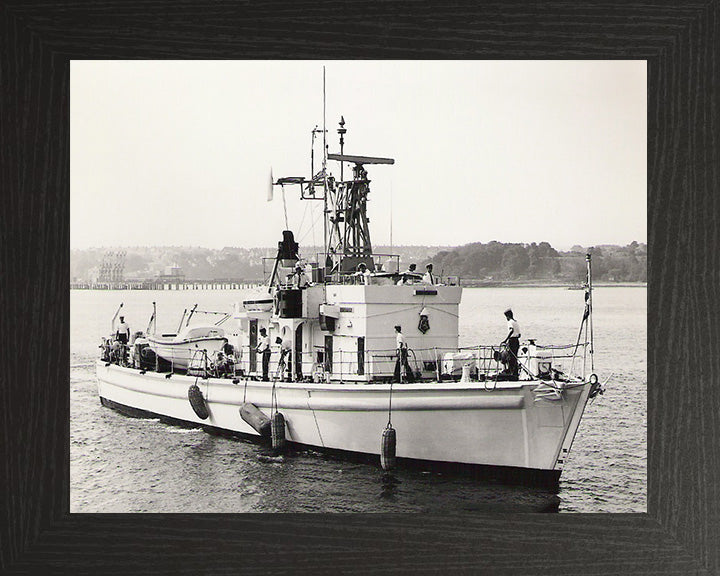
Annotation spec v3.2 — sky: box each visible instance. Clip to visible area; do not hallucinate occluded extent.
[71,60,646,251]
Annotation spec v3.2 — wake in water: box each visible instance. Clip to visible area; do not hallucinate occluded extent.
[165,427,203,435]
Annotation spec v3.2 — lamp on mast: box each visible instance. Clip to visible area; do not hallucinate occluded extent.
[337,116,346,181]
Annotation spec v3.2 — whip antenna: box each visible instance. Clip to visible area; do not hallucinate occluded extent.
[322,66,329,287]
[587,253,595,371]
[323,66,327,167]
[282,185,289,229]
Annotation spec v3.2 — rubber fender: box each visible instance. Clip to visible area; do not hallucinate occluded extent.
[240,403,272,438]
[139,346,156,369]
[188,384,209,420]
[380,426,396,471]
[271,412,286,451]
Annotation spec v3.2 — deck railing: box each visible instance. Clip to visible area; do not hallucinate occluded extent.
[215,341,590,383]
[103,339,590,383]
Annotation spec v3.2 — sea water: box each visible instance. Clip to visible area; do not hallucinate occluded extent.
[70,286,646,513]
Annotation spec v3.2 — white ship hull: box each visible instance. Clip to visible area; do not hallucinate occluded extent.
[96,361,592,484]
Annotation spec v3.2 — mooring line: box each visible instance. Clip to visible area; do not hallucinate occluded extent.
[306,390,325,448]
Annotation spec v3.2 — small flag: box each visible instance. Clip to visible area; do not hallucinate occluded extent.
[267,168,274,201]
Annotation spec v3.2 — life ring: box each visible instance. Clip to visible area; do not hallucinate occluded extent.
[188,384,209,420]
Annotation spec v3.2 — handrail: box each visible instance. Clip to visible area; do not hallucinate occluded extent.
[105,337,590,384]
[217,342,590,382]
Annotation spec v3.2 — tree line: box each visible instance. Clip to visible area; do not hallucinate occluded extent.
[71,241,646,284]
[428,241,646,282]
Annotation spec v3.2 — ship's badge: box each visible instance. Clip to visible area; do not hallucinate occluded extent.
[418,314,430,334]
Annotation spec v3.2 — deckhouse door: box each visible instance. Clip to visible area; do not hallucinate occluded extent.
[249,319,258,373]
[357,337,365,375]
[324,335,333,373]
[295,324,303,380]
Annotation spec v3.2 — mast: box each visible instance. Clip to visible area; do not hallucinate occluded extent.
[322,67,329,275]
[273,68,394,279]
[586,253,594,371]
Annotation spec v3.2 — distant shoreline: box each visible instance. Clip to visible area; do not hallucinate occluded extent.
[70,281,647,291]
[461,280,647,288]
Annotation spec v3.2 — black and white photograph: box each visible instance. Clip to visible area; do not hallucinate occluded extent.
[70,60,646,514]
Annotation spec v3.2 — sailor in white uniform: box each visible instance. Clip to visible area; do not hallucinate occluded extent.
[501,308,521,379]
[393,325,415,382]
[422,263,435,285]
[257,327,271,380]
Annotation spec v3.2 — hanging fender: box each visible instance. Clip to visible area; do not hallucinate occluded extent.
[380,425,397,471]
[188,383,209,420]
[271,412,286,451]
[240,403,272,438]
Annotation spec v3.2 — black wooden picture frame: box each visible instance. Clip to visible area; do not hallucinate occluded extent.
[1,1,717,574]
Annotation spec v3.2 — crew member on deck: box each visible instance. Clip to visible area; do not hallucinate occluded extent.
[355,262,371,285]
[501,308,521,380]
[393,325,415,383]
[397,263,417,285]
[224,341,240,372]
[217,343,235,377]
[292,263,310,288]
[276,335,293,381]
[116,316,130,344]
[422,263,435,285]
[116,316,130,363]
[257,327,271,380]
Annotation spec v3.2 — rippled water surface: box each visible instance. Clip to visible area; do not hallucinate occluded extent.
[71,287,646,513]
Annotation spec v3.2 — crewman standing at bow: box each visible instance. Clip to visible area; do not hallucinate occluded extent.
[501,308,521,380]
